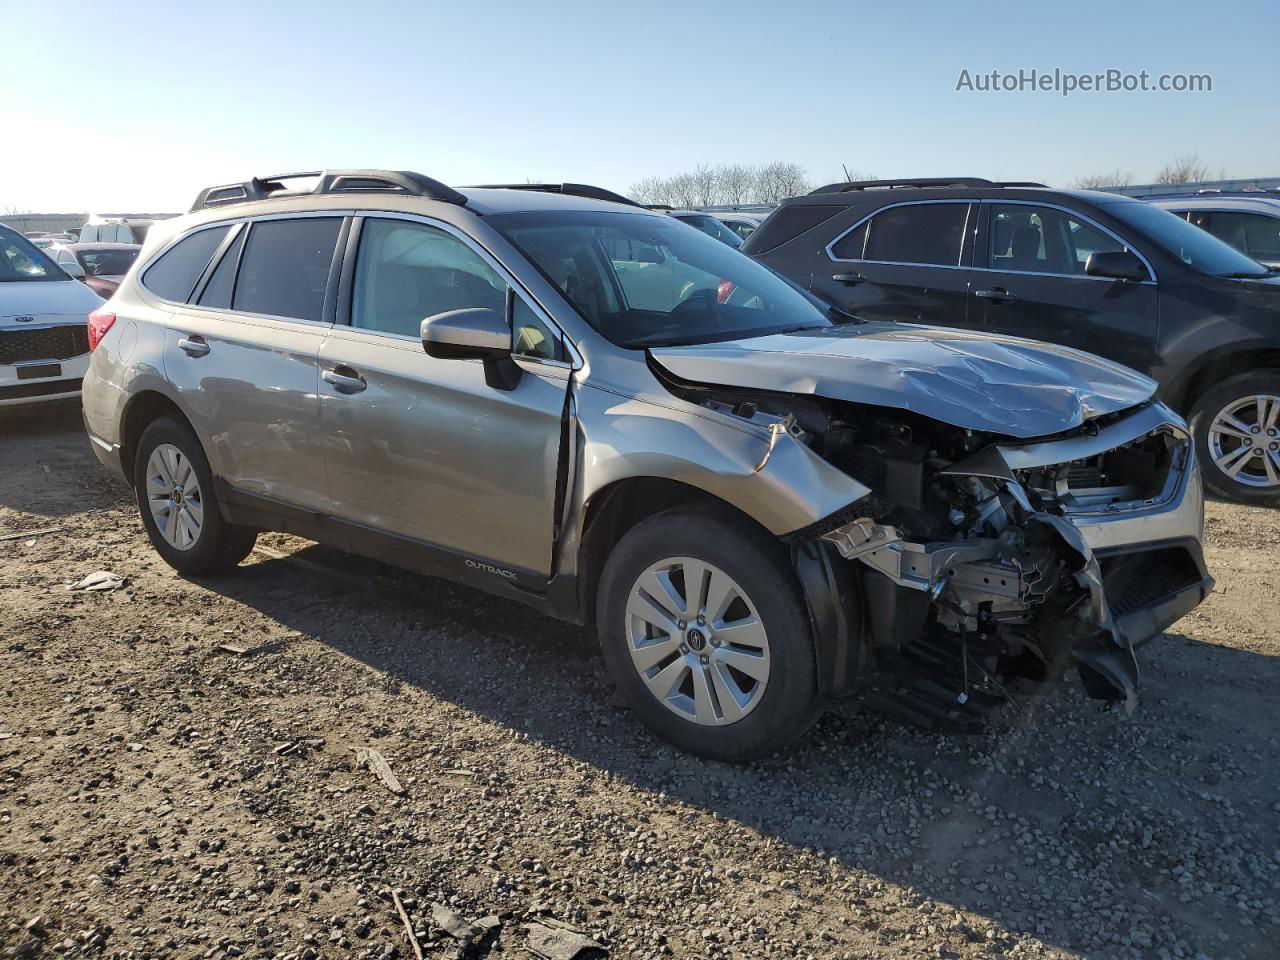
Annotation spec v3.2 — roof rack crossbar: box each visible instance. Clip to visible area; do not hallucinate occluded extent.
[466,182,640,207]
[190,169,467,211]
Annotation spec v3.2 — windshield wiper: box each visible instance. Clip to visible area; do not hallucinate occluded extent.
[1221,271,1271,279]
[826,305,865,325]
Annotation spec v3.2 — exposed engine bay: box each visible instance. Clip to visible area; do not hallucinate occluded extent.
[658,362,1211,725]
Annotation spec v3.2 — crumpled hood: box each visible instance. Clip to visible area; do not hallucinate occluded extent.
[650,322,1157,439]
[0,279,103,323]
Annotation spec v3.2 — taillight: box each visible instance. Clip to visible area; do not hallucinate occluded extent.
[87,310,117,351]
[716,279,736,304]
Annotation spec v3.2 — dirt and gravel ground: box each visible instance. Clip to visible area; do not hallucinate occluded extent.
[1,404,1278,960]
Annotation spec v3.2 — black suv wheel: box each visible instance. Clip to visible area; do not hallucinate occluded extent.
[1189,372,1280,506]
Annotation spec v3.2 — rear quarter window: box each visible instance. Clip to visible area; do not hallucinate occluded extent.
[142,226,230,302]
[741,205,842,255]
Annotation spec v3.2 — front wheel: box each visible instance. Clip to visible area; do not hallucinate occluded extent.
[1189,372,1280,506]
[596,507,820,762]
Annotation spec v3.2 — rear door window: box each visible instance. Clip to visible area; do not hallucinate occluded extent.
[233,218,342,322]
[142,226,230,302]
[861,203,969,265]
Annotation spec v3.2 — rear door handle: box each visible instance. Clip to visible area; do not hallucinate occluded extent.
[832,272,866,285]
[177,335,210,357]
[322,366,367,394]
[975,288,1017,303]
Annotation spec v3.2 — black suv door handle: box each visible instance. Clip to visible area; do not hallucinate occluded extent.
[832,272,866,285]
[322,365,367,394]
[975,288,1016,303]
[177,335,210,357]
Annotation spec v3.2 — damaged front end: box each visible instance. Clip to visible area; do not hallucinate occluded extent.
[809,401,1213,723]
[651,350,1213,725]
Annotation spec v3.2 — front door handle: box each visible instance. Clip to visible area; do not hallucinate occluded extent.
[832,272,866,285]
[975,288,1017,303]
[177,335,210,357]
[322,366,367,394]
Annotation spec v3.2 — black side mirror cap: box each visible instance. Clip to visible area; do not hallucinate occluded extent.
[1085,250,1148,282]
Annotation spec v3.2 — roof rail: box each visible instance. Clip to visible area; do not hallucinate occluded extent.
[997,181,1049,188]
[809,178,997,194]
[466,182,641,207]
[190,169,467,211]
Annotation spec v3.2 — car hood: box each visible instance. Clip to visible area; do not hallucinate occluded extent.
[649,322,1157,439]
[0,279,103,322]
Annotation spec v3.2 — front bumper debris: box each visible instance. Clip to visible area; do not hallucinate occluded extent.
[819,402,1212,715]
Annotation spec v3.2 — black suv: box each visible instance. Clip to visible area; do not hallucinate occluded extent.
[744,177,1280,505]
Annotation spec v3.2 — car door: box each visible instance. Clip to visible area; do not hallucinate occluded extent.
[808,200,979,329]
[316,215,572,579]
[159,215,345,513]
[970,201,1160,375]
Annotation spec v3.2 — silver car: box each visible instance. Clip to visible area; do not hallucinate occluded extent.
[82,170,1213,760]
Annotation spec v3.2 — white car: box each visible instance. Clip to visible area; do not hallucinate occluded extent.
[1,225,104,407]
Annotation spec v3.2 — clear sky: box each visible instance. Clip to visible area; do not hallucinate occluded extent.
[2,0,1274,213]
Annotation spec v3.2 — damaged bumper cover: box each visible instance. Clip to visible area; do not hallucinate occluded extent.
[818,402,1212,711]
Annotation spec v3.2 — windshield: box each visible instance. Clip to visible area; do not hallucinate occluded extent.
[77,248,140,277]
[1105,200,1270,278]
[0,230,62,282]
[673,213,743,248]
[490,210,832,347]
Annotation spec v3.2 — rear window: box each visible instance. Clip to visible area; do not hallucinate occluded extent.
[143,226,229,301]
[863,203,969,266]
[232,218,342,322]
[741,205,841,255]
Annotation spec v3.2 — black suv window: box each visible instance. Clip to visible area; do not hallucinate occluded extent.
[857,203,968,266]
[989,204,1129,276]
[142,226,229,301]
[233,218,342,322]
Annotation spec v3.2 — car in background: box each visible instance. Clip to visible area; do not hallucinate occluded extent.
[79,217,159,245]
[1146,193,1280,269]
[48,242,141,297]
[663,209,744,248]
[1,224,103,407]
[744,176,1280,505]
[715,212,768,242]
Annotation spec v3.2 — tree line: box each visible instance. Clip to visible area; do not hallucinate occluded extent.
[630,162,814,207]
[1070,154,1229,189]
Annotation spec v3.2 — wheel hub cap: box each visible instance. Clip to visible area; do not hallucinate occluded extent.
[145,443,204,551]
[625,556,771,727]
[1208,394,1280,488]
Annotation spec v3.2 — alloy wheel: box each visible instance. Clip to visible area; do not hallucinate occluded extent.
[1207,394,1280,488]
[145,443,205,550]
[625,556,771,726]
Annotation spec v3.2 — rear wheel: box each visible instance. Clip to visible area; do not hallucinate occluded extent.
[596,507,819,762]
[1189,372,1280,506]
[133,417,256,574]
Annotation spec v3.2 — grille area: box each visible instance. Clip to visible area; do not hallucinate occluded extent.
[0,325,90,365]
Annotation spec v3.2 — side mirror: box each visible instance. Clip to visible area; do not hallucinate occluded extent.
[60,259,86,279]
[1085,250,1147,282]
[420,306,521,390]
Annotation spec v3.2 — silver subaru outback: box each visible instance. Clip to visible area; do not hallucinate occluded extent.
[81,170,1212,761]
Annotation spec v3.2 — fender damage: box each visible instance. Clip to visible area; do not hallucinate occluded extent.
[647,329,1213,720]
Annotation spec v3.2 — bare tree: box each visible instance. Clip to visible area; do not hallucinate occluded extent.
[754,161,810,203]
[629,177,667,205]
[684,165,716,207]
[1154,154,1212,185]
[1,204,32,216]
[1069,170,1132,189]
[716,164,753,205]
[666,172,700,209]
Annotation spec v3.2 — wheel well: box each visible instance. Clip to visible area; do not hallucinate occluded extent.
[576,477,769,628]
[1177,350,1280,413]
[119,391,189,485]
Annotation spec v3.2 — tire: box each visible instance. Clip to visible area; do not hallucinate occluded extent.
[596,506,820,762]
[1188,372,1280,506]
[133,416,257,574]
